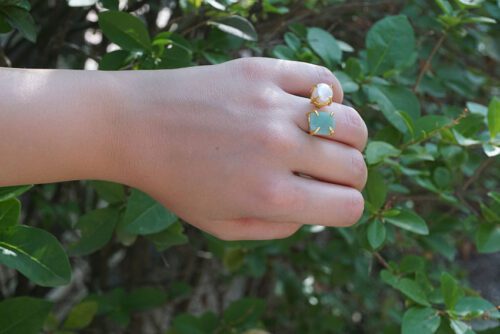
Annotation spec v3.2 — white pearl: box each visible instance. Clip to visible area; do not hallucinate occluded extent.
[312,83,333,104]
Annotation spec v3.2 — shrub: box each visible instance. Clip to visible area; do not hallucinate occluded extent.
[0,0,499,333]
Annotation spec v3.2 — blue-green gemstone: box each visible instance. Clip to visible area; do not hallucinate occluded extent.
[309,111,336,135]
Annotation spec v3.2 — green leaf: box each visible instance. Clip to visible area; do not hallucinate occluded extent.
[284,32,301,52]
[380,269,399,288]
[90,180,126,203]
[488,191,500,204]
[0,14,12,33]
[306,27,342,67]
[466,101,487,116]
[205,0,226,10]
[365,84,420,133]
[440,272,463,309]
[0,185,32,202]
[450,319,473,334]
[0,225,71,286]
[433,166,452,189]
[482,143,500,157]
[488,96,500,138]
[400,255,426,273]
[365,141,401,165]
[0,0,31,11]
[62,301,98,330]
[462,16,497,24]
[0,297,52,334]
[207,15,257,41]
[0,6,36,42]
[223,298,265,326]
[125,287,168,312]
[334,71,359,93]
[453,130,481,146]
[384,209,429,235]
[345,57,363,80]
[455,297,500,318]
[99,50,131,70]
[366,15,415,75]
[172,314,205,334]
[367,219,386,249]
[435,0,453,13]
[271,45,295,60]
[223,247,246,271]
[68,208,119,256]
[401,307,441,334]
[202,51,230,64]
[85,288,130,326]
[123,189,177,235]
[153,32,192,63]
[263,0,289,14]
[98,11,151,52]
[455,0,485,8]
[0,198,20,228]
[475,224,500,253]
[375,85,421,120]
[396,278,431,306]
[365,168,388,211]
[101,0,119,10]
[412,115,451,141]
[145,221,188,251]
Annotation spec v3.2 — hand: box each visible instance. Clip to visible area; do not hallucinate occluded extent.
[111,58,368,240]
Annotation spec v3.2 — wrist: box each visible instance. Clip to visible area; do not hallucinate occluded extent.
[40,69,131,185]
[87,70,137,185]
[98,70,178,188]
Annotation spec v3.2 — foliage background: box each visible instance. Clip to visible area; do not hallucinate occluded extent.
[0,0,499,333]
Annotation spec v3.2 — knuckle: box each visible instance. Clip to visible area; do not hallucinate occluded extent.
[233,57,268,81]
[256,123,297,154]
[315,65,335,83]
[255,180,299,212]
[252,87,280,110]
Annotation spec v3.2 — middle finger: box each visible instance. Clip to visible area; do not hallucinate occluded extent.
[285,94,368,151]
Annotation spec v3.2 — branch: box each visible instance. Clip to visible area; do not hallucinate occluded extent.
[413,32,447,92]
[400,108,468,150]
[462,158,493,192]
[373,252,390,270]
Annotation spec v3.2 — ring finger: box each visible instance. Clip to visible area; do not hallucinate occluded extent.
[286,95,368,151]
[290,127,368,190]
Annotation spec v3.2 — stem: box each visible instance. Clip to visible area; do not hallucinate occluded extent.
[400,109,468,150]
[413,32,447,92]
[462,158,493,192]
[373,252,390,270]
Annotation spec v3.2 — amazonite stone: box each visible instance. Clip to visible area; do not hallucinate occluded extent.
[309,111,336,135]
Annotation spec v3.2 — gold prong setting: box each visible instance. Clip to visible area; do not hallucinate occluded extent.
[307,83,336,137]
[310,83,334,109]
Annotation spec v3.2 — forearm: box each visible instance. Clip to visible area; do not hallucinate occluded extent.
[0,68,122,186]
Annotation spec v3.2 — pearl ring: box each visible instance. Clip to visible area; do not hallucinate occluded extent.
[308,83,336,136]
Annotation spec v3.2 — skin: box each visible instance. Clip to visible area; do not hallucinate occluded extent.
[0,57,368,240]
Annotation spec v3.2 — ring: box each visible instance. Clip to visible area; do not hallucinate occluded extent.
[308,109,336,136]
[308,83,336,136]
[310,83,334,109]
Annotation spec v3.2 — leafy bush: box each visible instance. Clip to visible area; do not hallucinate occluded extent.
[0,0,499,333]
